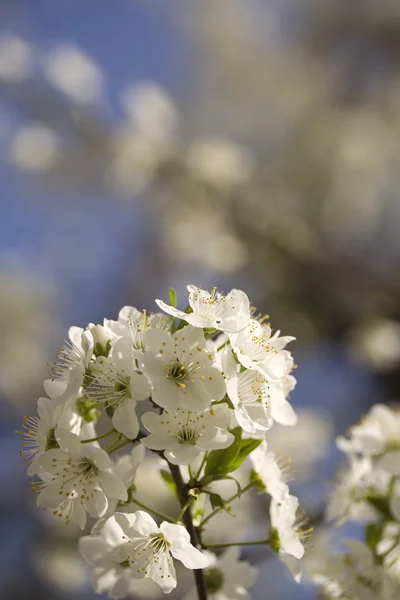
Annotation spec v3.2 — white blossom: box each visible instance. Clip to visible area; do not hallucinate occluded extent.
[45,326,94,405]
[312,540,397,600]
[222,346,270,433]
[86,337,150,439]
[337,404,400,460]
[156,285,250,334]
[108,306,170,358]
[270,494,306,582]
[325,456,379,525]
[184,547,258,600]
[141,406,234,466]
[19,397,62,475]
[106,444,146,516]
[42,43,103,104]
[140,326,226,412]
[113,511,209,593]
[229,319,295,380]
[79,515,139,599]
[35,429,127,529]
[250,440,290,501]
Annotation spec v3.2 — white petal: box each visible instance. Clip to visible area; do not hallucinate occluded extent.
[155,299,188,322]
[151,379,182,411]
[141,411,165,434]
[377,451,400,475]
[86,489,108,518]
[112,398,139,440]
[130,371,150,401]
[160,522,190,546]
[69,326,84,347]
[117,510,158,537]
[79,536,107,565]
[170,545,209,569]
[100,515,126,547]
[84,445,111,470]
[144,328,173,358]
[198,429,234,450]
[165,444,200,466]
[71,499,87,529]
[149,552,177,593]
[199,367,226,402]
[98,470,128,501]
[44,378,68,399]
[270,399,297,427]
[37,397,54,430]
[55,428,83,455]
[142,434,174,451]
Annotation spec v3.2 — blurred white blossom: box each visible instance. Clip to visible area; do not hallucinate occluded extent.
[42,44,103,104]
[121,82,177,144]
[0,35,34,81]
[186,136,253,189]
[9,123,59,171]
[348,320,400,372]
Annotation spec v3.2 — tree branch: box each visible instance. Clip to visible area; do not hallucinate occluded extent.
[168,462,208,600]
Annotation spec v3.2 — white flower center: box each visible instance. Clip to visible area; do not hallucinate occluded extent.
[50,454,99,499]
[190,287,226,323]
[165,360,200,389]
[125,533,173,578]
[86,362,130,410]
[238,370,267,406]
[176,423,199,445]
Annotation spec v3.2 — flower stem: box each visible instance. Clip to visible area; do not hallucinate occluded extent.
[199,482,254,529]
[80,429,115,444]
[203,538,270,549]
[176,496,194,524]
[168,462,208,600]
[194,453,207,482]
[105,437,129,453]
[130,496,174,523]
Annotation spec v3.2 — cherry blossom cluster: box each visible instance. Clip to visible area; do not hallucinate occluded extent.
[312,404,400,598]
[20,284,306,599]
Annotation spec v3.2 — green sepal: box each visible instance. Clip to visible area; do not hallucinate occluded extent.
[168,288,178,308]
[208,493,225,510]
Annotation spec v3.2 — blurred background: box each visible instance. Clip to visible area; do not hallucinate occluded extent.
[1,1,400,598]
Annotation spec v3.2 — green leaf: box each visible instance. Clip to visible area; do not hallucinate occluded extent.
[227,438,263,473]
[205,427,242,476]
[168,288,177,308]
[160,470,177,494]
[365,492,392,520]
[365,523,384,552]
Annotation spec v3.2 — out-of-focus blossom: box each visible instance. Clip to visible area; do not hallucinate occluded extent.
[42,44,103,104]
[0,35,34,81]
[34,545,87,592]
[267,408,333,477]
[0,261,59,404]
[348,320,400,372]
[186,136,253,189]
[9,123,59,171]
[109,127,165,194]
[164,207,249,273]
[121,82,177,144]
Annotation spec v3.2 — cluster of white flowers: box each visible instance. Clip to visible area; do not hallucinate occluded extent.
[20,284,306,598]
[312,404,400,599]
